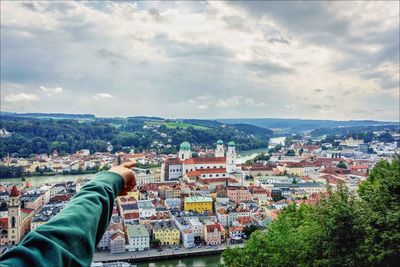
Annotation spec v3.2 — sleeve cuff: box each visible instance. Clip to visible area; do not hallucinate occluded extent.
[93,171,125,197]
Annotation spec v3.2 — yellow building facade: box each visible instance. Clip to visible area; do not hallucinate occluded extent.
[127,190,140,201]
[184,196,213,212]
[153,222,180,245]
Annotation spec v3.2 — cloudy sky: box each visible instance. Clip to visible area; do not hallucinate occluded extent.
[1,1,399,121]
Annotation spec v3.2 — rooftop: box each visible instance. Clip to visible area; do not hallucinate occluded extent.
[185,196,213,203]
[127,224,149,238]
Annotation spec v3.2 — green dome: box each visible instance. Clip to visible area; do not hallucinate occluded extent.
[228,141,235,147]
[180,141,191,151]
[217,140,224,145]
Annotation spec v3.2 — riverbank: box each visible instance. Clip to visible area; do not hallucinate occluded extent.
[0,173,94,186]
[136,254,222,267]
[93,243,244,264]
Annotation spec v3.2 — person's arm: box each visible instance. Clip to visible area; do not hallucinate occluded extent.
[0,162,136,267]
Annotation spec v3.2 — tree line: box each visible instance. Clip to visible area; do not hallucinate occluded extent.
[0,118,271,157]
[222,157,400,266]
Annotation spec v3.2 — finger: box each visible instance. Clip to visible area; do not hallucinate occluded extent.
[122,161,136,168]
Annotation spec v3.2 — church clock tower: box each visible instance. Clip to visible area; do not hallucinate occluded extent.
[8,185,21,245]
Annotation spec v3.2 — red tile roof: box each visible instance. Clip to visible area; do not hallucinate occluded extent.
[0,218,8,229]
[124,212,139,220]
[21,208,34,214]
[229,226,244,232]
[111,232,125,241]
[184,157,226,165]
[206,223,224,232]
[9,185,20,197]
[187,168,226,177]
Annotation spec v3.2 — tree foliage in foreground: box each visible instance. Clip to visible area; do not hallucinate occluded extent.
[222,157,400,267]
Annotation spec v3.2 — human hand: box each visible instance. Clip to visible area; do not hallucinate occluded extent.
[108,162,136,195]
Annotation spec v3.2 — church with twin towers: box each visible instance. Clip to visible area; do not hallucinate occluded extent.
[161,140,237,181]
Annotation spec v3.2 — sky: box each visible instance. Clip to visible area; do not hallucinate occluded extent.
[1,1,399,121]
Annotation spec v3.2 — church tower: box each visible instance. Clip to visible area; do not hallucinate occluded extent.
[226,141,237,173]
[215,140,225,157]
[8,185,21,245]
[179,141,191,160]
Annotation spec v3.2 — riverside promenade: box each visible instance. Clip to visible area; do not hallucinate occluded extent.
[92,243,245,263]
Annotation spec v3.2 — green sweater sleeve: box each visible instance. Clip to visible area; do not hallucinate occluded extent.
[0,171,125,267]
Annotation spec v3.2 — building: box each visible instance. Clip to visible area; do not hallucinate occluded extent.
[174,216,205,241]
[126,224,150,251]
[110,232,126,254]
[184,196,213,212]
[181,229,195,248]
[137,200,156,220]
[2,186,34,245]
[161,140,237,181]
[283,162,305,176]
[153,221,180,245]
[204,223,224,245]
[228,226,244,241]
[7,186,21,245]
[227,187,252,203]
[98,220,124,251]
[135,171,161,187]
[31,201,68,230]
[21,193,43,212]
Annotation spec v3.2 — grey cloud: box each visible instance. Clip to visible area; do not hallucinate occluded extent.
[229,2,349,39]
[222,15,249,32]
[353,109,369,114]
[267,36,290,45]
[311,104,322,109]
[21,2,36,11]
[311,104,336,109]
[154,35,232,58]
[148,8,163,22]
[361,72,398,90]
[229,1,399,93]
[324,95,336,100]
[95,48,125,60]
[247,62,295,76]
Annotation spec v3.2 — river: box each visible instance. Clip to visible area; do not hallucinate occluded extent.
[136,254,222,267]
[236,147,269,164]
[1,148,267,186]
[1,173,94,186]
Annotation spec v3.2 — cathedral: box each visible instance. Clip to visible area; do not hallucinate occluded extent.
[161,140,237,181]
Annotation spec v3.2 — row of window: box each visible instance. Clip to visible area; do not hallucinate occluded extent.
[201,173,226,178]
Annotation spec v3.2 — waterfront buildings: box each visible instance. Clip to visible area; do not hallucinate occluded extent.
[204,223,224,246]
[153,221,180,245]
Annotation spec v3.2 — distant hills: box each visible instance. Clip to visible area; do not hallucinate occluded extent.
[217,118,397,134]
[2,112,397,135]
[1,112,95,120]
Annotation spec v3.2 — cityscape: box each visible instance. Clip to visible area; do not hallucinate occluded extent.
[0,115,399,266]
[1,1,399,267]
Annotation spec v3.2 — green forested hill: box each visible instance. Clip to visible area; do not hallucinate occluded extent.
[0,116,272,157]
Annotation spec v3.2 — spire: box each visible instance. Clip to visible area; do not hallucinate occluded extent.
[9,185,20,197]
